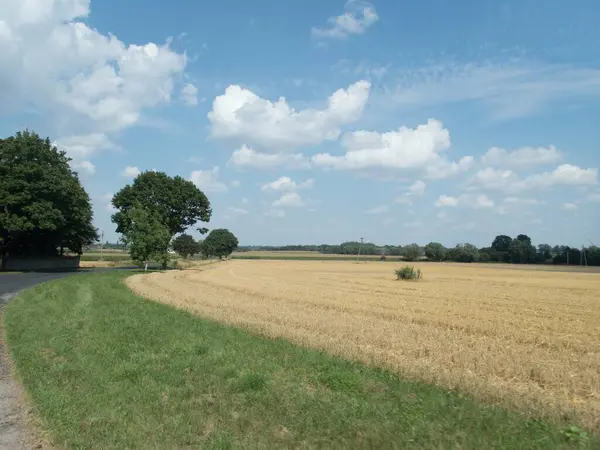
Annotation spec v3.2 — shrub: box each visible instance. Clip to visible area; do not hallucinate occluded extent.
[395,265,422,281]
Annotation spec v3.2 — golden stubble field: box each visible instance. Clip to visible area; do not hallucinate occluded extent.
[127,260,600,431]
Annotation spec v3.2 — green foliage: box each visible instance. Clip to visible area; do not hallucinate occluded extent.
[111,171,211,238]
[402,243,422,261]
[509,238,536,264]
[562,426,589,444]
[448,243,480,263]
[424,242,447,261]
[203,228,239,259]
[172,233,201,258]
[395,265,423,280]
[492,235,512,253]
[0,130,97,261]
[120,204,171,270]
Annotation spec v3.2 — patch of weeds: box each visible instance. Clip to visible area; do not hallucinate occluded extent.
[317,367,363,394]
[395,265,423,281]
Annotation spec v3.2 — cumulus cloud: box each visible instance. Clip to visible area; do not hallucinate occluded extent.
[189,167,228,193]
[481,146,562,168]
[122,165,141,178]
[394,180,426,204]
[312,0,378,39]
[0,0,188,168]
[229,145,310,170]
[261,176,314,192]
[272,192,304,208]
[435,195,459,207]
[227,206,248,215]
[563,202,578,211]
[72,160,95,175]
[180,83,199,106]
[312,119,472,179]
[209,81,370,151]
[470,164,598,192]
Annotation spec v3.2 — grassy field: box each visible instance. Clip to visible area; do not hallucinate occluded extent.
[4,272,595,448]
[129,260,600,434]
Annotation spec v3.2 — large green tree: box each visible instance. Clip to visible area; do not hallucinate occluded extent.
[402,243,422,261]
[203,229,239,259]
[172,233,202,258]
[121,204,171,270]
[112,171,212,238]
[0,130,97,263]
[424,242,447,261]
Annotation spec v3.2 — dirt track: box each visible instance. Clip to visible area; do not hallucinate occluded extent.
[127,260,600,432]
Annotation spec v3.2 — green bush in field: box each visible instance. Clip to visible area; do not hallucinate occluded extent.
[395,265,422,281]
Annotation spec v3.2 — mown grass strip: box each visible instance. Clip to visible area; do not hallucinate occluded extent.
[3,272,596,449]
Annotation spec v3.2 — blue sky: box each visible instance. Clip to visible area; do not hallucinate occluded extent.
[1,0,599,247]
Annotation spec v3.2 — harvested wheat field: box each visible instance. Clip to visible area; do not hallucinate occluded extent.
[127,260,600,432]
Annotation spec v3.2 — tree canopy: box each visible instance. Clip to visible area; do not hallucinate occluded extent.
[121,204,171,270]
[172,234,202,259]
[0,130,97,261]
[402,243,422,261]
[112,171,212,238]
[203,229,239,259]
[424,242,447,261]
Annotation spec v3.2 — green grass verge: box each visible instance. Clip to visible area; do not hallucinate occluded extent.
[4,272,596,449]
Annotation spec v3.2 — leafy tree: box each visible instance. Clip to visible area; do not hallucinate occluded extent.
[449,243,480,263]
[0,130,97,264]
[203,229,239,259]
[402,243,422,261]
[509,237,536,264]
[121,204,171,270]
[112,171,211,239]
[172,233,201,258]
[424,242,447,261]
[491,235,512,252]
[537,244,552,262]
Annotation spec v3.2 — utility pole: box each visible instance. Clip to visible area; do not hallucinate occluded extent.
[100,230,104,261]
[357,237,364,263]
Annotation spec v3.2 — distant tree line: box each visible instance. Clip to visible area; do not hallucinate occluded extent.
[238,235,600,266]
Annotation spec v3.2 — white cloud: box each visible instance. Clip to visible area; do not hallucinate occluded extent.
[586,192,600,203]
[435,194,494,209]
[209,81,370,151]
[435,195,459,207]
[122,165,141,178]
[261,176,314,192]
[394,179,427,204]
[180,83,199,106]
[72,160,95,175]
[241,197,249,204]
[470,164,598,193]
[273,192,304,208]
[312,119,470,180]
[365,205,389,215]
[0,0,188,168]
[312,0,378,39]
[387,61,600,120]
[563,202,578,211]
[189,167,228,193]
[231,180,241,188]
[409,180,426,195]
[481,146,562,168]
[265,209,286,218]
[229,145,310,170]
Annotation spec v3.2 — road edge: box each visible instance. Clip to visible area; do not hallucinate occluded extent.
[0,294,50,450]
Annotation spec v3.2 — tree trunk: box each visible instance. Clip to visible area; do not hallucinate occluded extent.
[144,262,148,271]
